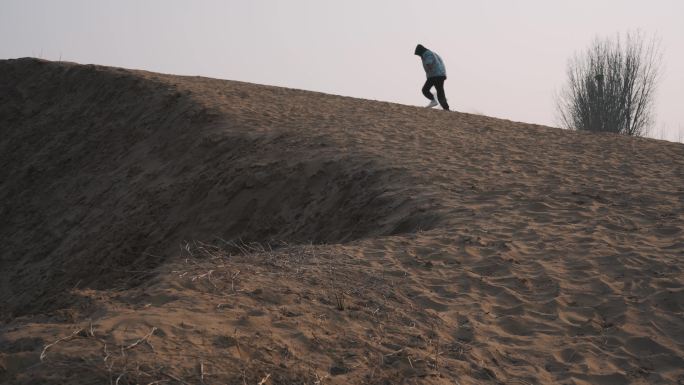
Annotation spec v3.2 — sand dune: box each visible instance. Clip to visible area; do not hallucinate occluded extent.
[1,58,683,384]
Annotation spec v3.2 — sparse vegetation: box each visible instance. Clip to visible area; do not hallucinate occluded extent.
[557,31,661,137]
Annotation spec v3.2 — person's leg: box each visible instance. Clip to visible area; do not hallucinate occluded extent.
[421,78,436,100]
[434,76,449,110]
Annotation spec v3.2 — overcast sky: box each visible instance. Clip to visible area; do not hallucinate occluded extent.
[2,0,683,141]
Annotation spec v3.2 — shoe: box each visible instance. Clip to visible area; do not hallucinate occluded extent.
[426,99,439,108]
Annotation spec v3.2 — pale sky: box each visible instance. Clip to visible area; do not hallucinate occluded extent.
[2,0,683,142]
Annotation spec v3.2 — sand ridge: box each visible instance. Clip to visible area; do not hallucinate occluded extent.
[0,58,442,317]
[0,58,683,384]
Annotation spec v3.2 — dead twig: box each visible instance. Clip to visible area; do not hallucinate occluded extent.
[103,343,111,363]
[199,360,206,384]
[125,327,157,350]
[257,373,271,385]
[234,328,243,360]
[231,270,241,293]
[40,328,83,361]
[334,291,345,311]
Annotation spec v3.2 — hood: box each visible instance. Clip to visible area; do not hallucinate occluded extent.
[414,44,427,56]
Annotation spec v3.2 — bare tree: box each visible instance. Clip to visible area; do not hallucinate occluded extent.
[557,31,661,137]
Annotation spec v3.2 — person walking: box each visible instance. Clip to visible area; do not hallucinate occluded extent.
[414,44,449,111]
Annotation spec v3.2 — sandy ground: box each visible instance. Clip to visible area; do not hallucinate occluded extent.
[1,58,683,384]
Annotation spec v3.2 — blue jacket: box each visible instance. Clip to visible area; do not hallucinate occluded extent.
[421,50,447,78]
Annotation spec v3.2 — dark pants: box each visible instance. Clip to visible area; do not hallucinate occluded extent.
[422,76,449,110]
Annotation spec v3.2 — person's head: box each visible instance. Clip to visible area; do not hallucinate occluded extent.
[414,44,427,56]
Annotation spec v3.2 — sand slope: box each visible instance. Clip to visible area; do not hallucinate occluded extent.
[1,58,683,384]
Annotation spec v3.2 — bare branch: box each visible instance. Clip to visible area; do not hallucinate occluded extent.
[556,31,662,137]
